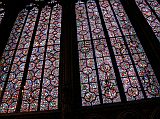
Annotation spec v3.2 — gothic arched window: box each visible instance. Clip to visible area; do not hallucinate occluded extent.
[0,1,62,113]
[75,0,160,106]
[135,0,160,42]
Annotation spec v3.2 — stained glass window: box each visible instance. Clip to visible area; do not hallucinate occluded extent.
[0,8,29,113]
[0,2,62,113]
[0,1,5,24]
[99,0,160,99]
[76,0,121,106]
[76,0,160,106]
[135,0,160,42]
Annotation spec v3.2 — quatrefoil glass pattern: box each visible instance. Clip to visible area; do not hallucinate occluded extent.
[76,0,160,106]
[0,3,62,113]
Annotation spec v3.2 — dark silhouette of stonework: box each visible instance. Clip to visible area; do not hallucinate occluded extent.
[0,0,160,119]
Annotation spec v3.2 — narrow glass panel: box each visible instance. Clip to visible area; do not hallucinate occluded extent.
[99,0,144,101]
[21,6,51,112]
[76,1,100,106]
[0,2,5,24]
[86,1,121,103]
[76,0,121,106]
[146,0,160,17]
[40,4,62,111]
[135,0,160,42]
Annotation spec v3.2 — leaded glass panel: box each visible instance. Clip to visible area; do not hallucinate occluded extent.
[100,0,160,100]
[0,2,62,113]
[135,0,160,42]
[76,0,160,106]
[76,0,121,106]
[0,7,38,113]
